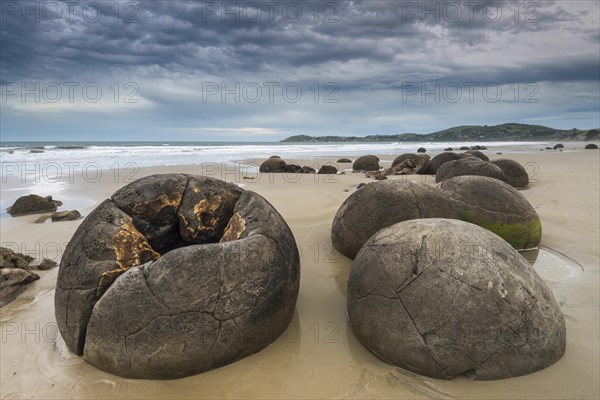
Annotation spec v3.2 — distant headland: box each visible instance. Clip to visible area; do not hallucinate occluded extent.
[280,123,600,143]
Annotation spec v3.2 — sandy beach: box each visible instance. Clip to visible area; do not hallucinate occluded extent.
[1,148,598,399]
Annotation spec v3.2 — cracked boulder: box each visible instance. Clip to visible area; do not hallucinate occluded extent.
[435,158,506,184]
[55,174,300,379]
[331,177,541,259]
[347,218,566,380]
[391,154,431,173]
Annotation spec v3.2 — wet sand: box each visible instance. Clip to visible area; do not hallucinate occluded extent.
[1,149,598,399]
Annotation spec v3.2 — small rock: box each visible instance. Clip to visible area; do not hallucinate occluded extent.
[284,164,302,173]
[337,158,352,163]
[318,165,338,174]
[444,147,453,151]
[37,258,58,270]
[7,194,62,216]
[0,247,33,269]
[51,210,82,222]
[553,143,564,149]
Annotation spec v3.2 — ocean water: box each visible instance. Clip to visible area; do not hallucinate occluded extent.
[0,140,549,173]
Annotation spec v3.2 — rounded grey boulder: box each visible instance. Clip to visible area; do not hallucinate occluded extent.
[55,174,300,379]
[331,177,541,259]
[435,158,506,183]
[490,159,529,188]
[347,218,566,380]
[392,153,431,173]
[425,152,473,174]
[331,181,456,259]
[353,155,380,171]
[464,150,489,162]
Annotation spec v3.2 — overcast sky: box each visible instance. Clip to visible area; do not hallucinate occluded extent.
[1,0,599,141]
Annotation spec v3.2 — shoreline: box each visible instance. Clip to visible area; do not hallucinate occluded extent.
[1,149,599,399]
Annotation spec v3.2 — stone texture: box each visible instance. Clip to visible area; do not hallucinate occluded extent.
[347,219,566,380]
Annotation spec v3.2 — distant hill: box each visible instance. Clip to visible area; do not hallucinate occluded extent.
[281,124,600,142]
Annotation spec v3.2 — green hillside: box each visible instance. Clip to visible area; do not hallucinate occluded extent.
[281,124,599,142]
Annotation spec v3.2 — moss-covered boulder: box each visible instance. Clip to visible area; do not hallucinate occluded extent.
[331,177,541,258]
[438,176,541,249]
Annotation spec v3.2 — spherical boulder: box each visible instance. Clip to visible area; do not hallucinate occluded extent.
[553,143,564,149]
[353,155,380,171]
[585,143,598,149]
[331,181,456,259]
[331,177,541,258]
[425,152,466,174]
[55,174,300,379]
[337,158,352,163]
[459,146,470,151]
[318,165,338,174]
[347,219,565,380]
[490,159,529,188]
[435,158,506,183]
[300,166,316,174]
[439,176,541,249]
[464,150,489,162]
[259,157,287,172]
[284,164,302,173]
[391,154,431,172]
[417,147,426,153]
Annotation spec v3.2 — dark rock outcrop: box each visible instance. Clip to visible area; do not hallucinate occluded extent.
[7,195,62,216]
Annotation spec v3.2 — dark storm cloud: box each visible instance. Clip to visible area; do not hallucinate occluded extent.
[2,0,596,81]
[1,0,598,139]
